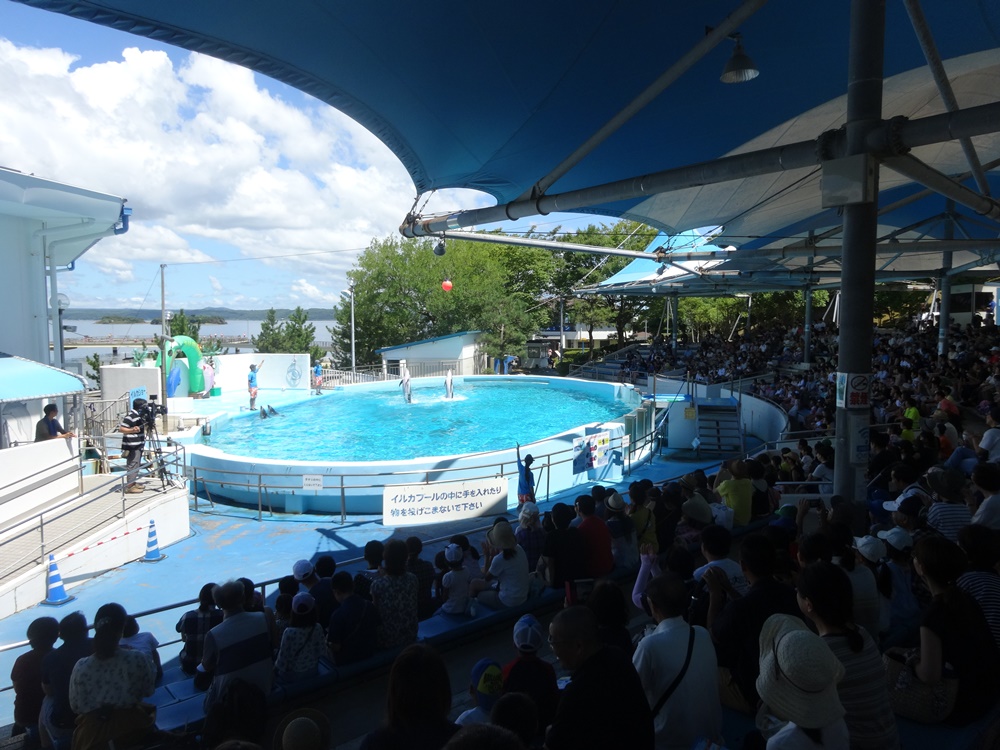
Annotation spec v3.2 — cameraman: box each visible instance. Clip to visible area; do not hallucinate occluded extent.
[118,398,147,494]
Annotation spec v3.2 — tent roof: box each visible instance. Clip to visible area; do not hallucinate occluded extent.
[16,0,1000,286]
[0,353,87,404]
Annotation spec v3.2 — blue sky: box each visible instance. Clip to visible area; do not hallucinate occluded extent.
[0,2,595,312]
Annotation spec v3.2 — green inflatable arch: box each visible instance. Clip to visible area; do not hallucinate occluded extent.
[156,336,205,394]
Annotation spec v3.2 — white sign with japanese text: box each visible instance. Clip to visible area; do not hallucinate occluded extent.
[302,475,324,490]
[382,476,508,527]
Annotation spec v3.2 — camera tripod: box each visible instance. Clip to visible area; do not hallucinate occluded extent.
[142,412,181,491]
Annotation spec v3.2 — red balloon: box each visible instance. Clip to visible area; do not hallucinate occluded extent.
[442,279,453,291]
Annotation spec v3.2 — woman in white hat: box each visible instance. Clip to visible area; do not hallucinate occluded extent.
[755,613,849,749]
[797,562,898,750]
[469,520,529,610]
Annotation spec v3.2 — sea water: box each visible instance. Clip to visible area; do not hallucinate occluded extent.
[204,380,632,462]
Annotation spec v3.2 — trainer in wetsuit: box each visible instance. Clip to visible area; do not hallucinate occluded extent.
[516,443,536,506]
[248,360,264,410]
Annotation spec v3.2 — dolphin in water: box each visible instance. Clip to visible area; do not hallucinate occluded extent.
[400,367,412,404]
[267,405,279,416]
[260,407,268,419]
[445,369,454,399]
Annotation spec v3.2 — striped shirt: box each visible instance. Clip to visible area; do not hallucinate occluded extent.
[823,630,899,750]
[926,502,972,543]
[118,409,145,450]
[957,570,1000,654]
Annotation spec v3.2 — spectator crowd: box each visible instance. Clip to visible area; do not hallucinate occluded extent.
[10,316,1000,750]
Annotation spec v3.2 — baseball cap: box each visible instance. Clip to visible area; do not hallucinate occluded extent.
[877,527,914,551]
[469,658,503,711]
[291,592,315,615]
[512,614,544,653]
[853,535,886,563]
[444,543,464,563]
[882,495,922,517]
[292,559,314,581]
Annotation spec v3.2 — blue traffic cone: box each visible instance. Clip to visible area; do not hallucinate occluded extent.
[139,519,166,563]
[42,554,74,606]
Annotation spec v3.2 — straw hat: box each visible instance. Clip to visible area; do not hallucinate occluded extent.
[487,521,517,550]
[681,496,713,525]
[926,468,967,503]
[605,491,626,511]
[272,708,330,750]
[756,614,845,729]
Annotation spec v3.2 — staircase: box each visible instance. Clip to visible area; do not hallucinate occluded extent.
[696,399,745,456]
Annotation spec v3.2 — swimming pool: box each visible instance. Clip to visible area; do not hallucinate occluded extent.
[205,379,634,461]
[186,376,652,515]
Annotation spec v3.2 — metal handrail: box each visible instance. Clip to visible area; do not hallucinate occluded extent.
[0,444,187,582]
[191,422,659,523]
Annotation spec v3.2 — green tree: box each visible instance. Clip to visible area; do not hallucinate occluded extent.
[85,353,102,386]
[328,234,554,367]
[168,309,201,342]
[252,308,287,353]
[283,306,325,362]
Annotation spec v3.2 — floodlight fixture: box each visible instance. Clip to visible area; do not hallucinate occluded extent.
[720,33,759,84]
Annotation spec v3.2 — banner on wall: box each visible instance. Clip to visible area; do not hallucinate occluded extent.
[572,431,611,474]
[382,476,507,527]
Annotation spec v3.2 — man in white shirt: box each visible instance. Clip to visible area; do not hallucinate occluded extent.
[633,573,720,750]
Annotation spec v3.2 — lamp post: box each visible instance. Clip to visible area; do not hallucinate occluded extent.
[341,286,356,372]
[55,293,70,369]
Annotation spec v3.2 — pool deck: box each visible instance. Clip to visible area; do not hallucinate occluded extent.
[0,448,721,727]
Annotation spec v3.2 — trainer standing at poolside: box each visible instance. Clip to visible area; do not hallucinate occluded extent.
[117,398,147,495]
[248,360,264,410]
[516,443,536,506]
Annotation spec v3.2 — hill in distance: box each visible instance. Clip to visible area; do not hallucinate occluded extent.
[64,307,335,321]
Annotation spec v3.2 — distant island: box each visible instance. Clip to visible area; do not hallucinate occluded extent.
[149,314,227,325]
[96,315,145,324]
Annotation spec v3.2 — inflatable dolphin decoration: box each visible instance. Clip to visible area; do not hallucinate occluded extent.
[445,369,454,399]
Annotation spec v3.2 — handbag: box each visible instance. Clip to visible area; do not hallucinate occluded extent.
[883,652,959,723]
[652,626,696,716]
[72,702,156,750]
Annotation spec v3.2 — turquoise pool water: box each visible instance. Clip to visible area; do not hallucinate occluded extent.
[204,380,633,461]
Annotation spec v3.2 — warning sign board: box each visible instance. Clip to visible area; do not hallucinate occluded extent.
[835,372,870,409]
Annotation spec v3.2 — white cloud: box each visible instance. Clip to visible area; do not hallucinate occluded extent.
[0,33,519,309]
[290,278,339,306]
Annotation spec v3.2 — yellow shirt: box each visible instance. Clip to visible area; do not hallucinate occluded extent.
[717,478,752,527]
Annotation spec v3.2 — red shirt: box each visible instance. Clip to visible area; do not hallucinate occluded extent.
[577,515,614,578]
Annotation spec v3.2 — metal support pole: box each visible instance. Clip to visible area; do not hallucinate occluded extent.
[340,475,346,525]
[560,298,566,354]
[803,287,813,365]
[349,285,356,373]
[257,474,263,522]
[938,201,955,355]
[833,0,885,514]
[671,296,679,351]
[160,265,168,428]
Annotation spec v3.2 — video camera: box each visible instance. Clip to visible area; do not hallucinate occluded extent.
[138,395,168,425]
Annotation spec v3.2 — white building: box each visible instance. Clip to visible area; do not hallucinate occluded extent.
[375,331,484,377]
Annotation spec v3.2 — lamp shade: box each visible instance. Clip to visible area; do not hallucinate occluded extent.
[720,41,759,83]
